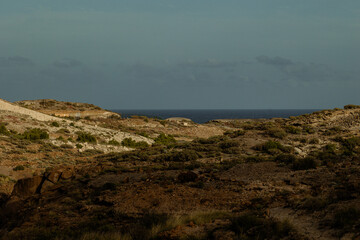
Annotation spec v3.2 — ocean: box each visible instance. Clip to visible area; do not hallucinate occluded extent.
[112,109,320,124]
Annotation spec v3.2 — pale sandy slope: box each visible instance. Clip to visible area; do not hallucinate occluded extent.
[0,98,58,121]
[0,98,153,146]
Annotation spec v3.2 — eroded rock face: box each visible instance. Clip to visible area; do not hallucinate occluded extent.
[10,166,75,198]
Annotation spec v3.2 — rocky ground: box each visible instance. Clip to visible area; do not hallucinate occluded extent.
[0,100,360,240]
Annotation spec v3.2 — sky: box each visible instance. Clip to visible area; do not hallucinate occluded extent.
[0,0,359,109]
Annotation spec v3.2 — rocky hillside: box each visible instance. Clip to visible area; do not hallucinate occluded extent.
[1,102,360,240]
[15,99,119,119]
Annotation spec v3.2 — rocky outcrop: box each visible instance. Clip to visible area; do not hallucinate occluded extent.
[10,166,75,198]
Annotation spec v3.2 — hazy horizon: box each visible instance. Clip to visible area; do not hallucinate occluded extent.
[1,1,359,109]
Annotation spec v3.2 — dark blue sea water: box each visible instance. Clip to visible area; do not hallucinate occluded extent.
[112,109,320,124]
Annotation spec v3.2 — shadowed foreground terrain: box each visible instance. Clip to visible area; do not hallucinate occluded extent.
[0,99,360,240]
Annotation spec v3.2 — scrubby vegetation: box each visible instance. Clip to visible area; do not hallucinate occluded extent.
[154,133,176,145]
[76,131,97,143]
[121,138,149,148]
[22,128,49,140]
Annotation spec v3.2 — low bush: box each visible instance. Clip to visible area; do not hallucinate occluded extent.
[292,156,317,170]
[332,206,360,230]
[285,125,301,134]
[50,121,60,127]
[275,154,297,165]
[254,141,292,155]
[266,127,287,139]
[22,128,49,140]
[219,140,240,149]
[0,124,10,136]
[302,125,315,134]
[224,130,245,138]
[76,131,97,143]
[154,133,176,145]
[300,196,329,211]
[121,138,149,148]
[13,165,25,171]
[230,212,296,239]
[108,139,120,146]
[161,150,199,162]
[344,104,360,109]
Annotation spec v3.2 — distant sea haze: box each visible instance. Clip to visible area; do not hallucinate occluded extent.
[112,109,320,124]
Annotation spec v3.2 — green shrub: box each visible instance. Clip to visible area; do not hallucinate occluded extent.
[0,124,10,136]
[108,139,120,146]
[230,212,295,239]
[332,206,360,229]
[219,140,240,149]
[309,138,319,144]
[121,138,149,148]
[300,196,328,211]
[22,128,49,140]
[224,130,245,138]
[302,125,315,134]
[154,133,176,145]
[161,150,199,162]
[13,165,25,171]
[292,156,317,170]
[266,127,287,139]
[285,125,301,134]
[275,154,297,165]
[254,141,292,155]
[76,143,83,149]
[76,131,97,143]
[50,121,60,127]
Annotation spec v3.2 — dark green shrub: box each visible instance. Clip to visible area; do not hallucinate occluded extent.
[108,139,120,146]
[219,140,240,149]
[309,138,319,144]
[266,127,287,139]
[22,128,49,140]
[332,206,360,229]
[76,131,97,143]
[121,138,149,148]
[286,125,301,134]
[300,196,328,211]
[13,165,25,171]
[230,212,295,239]
[339,137,360,154]
[0,124,10,136]
[224,130,245,138]
[254,141,292,154]
[161,150,199,162]
[275,154,297,165]
[302,125,315,134]
[76,143,83,149]
[101,182,117,191]
[154,133,176,145]
[292,156,317,170]
[50,121,60,127]
[324,126,343,136]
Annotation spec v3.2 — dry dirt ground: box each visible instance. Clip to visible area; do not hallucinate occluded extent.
[1,100,360,240]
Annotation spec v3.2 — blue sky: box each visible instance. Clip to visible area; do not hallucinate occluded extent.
[0,1,359,109]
